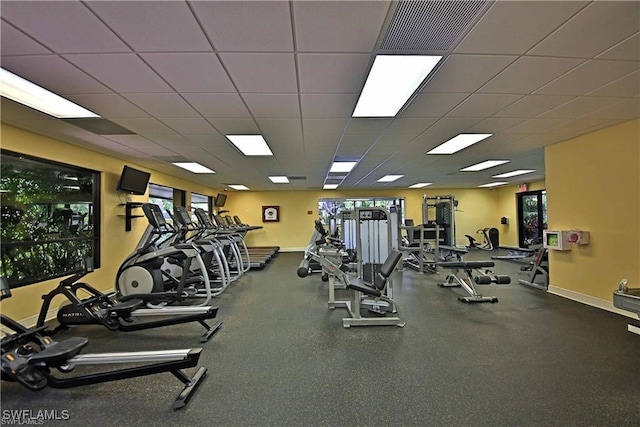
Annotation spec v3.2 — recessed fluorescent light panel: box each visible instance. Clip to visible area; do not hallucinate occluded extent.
[377,175,403,183]
[0,68,99,118]
[323,184,339,190]
[427,134,493,155]
[353,55,442,117]
[329,162,357,173]
[226,135,273,156]
[173,162,215,173]
[268,176,289,184]
[461,160,510,172]
[492,169,536,178]
[409,183,432,188]
[478,182,509,188]
[228,185,249,190]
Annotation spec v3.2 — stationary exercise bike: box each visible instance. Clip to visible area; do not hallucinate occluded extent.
[1,278,207,409]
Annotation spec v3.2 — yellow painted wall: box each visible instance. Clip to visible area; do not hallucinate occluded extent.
[495,180,546,247]
[0,124,220,322]
[545,119,639,302]
[222,188,500,249]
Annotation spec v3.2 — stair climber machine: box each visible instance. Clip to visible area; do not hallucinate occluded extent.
[115,203,216,307]
[37,259,222,343]
[193,208,252,272]
[1,278,207,409]
[171,205,245,289]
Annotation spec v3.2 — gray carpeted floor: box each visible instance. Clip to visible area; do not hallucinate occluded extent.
[2,251,639,426]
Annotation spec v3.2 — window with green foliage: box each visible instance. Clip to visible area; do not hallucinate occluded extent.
[0,150,100,288]
[191,193,211,218]
[148,183,174,220]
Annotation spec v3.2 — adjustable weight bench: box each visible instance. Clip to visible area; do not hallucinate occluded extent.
[437,261,511,303]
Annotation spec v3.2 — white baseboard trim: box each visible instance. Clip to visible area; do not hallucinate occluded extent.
[548,285,639,320]
[278,247,306,253]
[0,308,57,336]
[628,323,640,335]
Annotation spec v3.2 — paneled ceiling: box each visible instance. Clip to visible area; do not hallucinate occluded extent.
[1,1,638,191]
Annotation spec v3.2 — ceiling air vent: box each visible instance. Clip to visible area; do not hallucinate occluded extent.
[288,176,307,181]
[380,0,490,52]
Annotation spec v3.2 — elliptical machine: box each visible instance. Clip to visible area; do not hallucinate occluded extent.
[37,259,222,342]
[116,203,214,307]
[1,278,207,409]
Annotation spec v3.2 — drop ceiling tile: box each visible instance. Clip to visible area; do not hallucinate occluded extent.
[64,53,172,93]
[219,53,297,93]
[506,118,569,135]
[302,119,347,134]
[144,134,191,148]
[1,21,51,55]
[448,94,522,117]
[87,1,211,52]
[582,98,640,121]
[385,118,437,134]
[256,119,303,135]
[303,134,340,151]
[141,53,235,93]
[535,60,640,96]
[190,1,293,51]
[587,71,640,98]
[160,118,219,135]
[0,1,130,53]
[243,94,300,118]
[479,57,584,94]
[597,33,640,61]
[206,118,260,135]
[529,2,640,58]
[548,118,616,138]
[65,94,150,119]
[426,117,485,134]
[122,93,200,118]
[344,119,393,134]
[539,97,624,119]
[455,1,588,54]
[293,1,390,52]
[494,95,576,118]
[401,93,471,118]
[467,117,528,133]
[110,118,177,135]
[298,54,370,93]
[300,94,359,118]
[422,55,516,93]
[183,93,250,118]
[2,55,112,96]
[103,134,156,149]
[371,134,418,153]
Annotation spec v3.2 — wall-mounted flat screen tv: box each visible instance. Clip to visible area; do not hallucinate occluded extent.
[116,165,151,195]
[214,193,227,207]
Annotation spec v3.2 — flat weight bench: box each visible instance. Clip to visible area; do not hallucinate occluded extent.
[437,261,511,303]
[342,250,406,328]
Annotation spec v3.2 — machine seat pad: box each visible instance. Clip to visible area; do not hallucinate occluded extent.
[29,337,88,367]
[438,261,495,269]
[346,277,382,298]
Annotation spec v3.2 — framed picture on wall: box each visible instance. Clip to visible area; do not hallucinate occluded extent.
[262,206,280,222]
